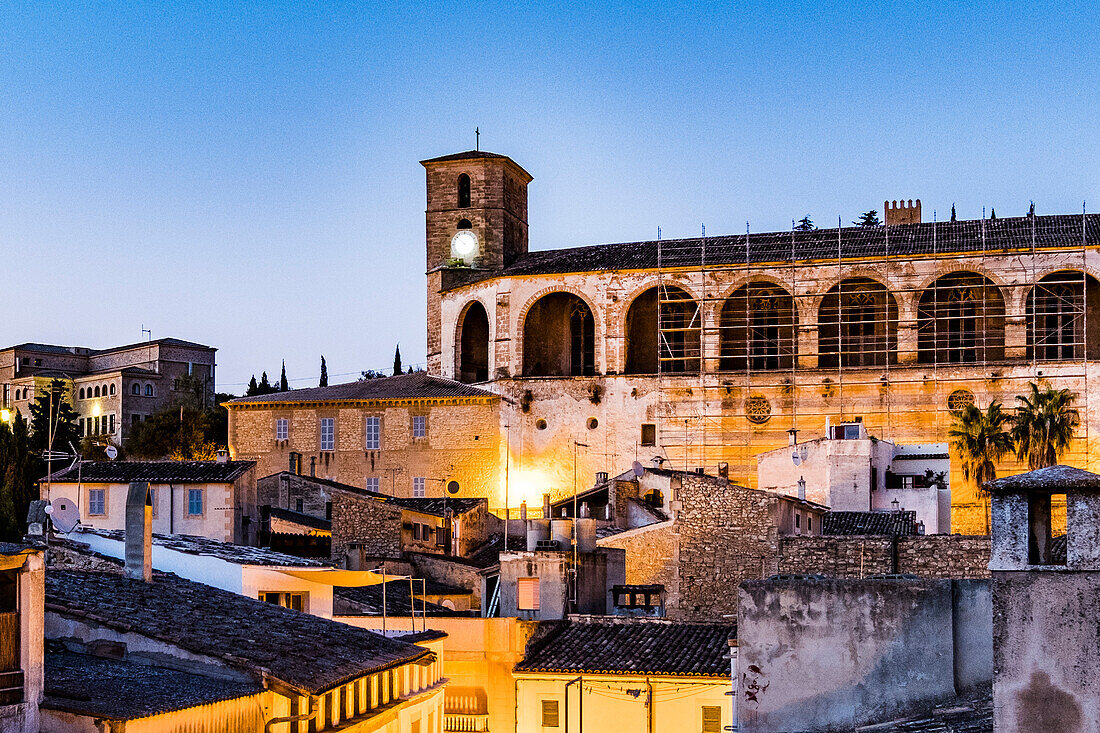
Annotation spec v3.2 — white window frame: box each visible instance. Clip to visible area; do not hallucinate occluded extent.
[275,417,289,441]
[320,417,335,452]
[365,416,381,450]
[412,415,426,438]
[412,477,426,498]
[365,477,380,493]
[87,488,106,517]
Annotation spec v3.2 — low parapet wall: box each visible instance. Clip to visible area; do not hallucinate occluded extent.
[778,534,990,579]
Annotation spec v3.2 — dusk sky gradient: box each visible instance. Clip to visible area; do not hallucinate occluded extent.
[3,2,1099,391]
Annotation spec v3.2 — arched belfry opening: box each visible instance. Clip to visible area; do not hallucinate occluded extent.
[457,173,471,208]
[1027,270,1100,360]
[818,277,898,368]
[624,286,700,374]
[457,302,490,383]
[522,293,596,377]
[720,282,797,371]
[918,272,1005,363]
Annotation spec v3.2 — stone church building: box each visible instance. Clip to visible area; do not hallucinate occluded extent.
[423,148,1099,533]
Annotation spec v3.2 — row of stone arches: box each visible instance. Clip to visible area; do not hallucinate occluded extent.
[455,270,1100,382]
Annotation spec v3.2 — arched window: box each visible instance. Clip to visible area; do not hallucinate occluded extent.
[624,286,700,374]
[1027,270,1100,360]
[918,272,1005,363]
[720,282,797,371]
[457,301,490,383]
[109,384,116,396]
[78,387,85,400]
[818,277,898,368]
[457,174,471,209]
[457,218,472,230]
[144,384,154,396]
[132,383,140,395]
[522,293,596,376]
[94,386,100,397]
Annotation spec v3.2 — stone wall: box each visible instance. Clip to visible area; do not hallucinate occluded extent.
[597,522,677,590]
[258,472,331,519]
[408,553,488,607]
[777,534,991,579]
[331,491,403,565]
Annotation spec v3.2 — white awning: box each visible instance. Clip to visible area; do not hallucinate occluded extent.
[274,569,408,586]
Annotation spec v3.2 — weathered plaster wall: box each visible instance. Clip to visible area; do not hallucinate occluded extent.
[737,578,991,732]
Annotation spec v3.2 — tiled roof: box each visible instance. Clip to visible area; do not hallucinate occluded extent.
[320,476,486,517]
[497,214,1099,278]
[515,617,735,677]
[76,528,326,567]
[267,506,332,531]
[0,542,33,556]
[90,337,214,355]
[852,686,991,731]
[822,510,919,536]
[334,580,475,617]
[46,570,429,695]
[225,371,496,405]
[42,650,263,720]
[44,460,254,485]
[982,465,1100,493]
[420,150,511,163]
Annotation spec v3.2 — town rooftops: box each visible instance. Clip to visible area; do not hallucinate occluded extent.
[46,569,430,695]
[75,527,326,567]
[312,474,486,516]
[421,149,511,163]
[267,506,332,532]
[822,510,919,536]
[43,460,255,485]
[334,581,474,617]
[43,650,264,721]
[5,337,214,355]
[225,371,496,406]
[494,213,1099,278]
[515,616,735,678]
[982,465,1100,494]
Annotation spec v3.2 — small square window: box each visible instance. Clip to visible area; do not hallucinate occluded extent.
[275,418,289,441]
[412,477,426,498]
[541,699,559,727]
[640,423,657,446]
[701,705,722,733]
[412,415,426,438]
[366,477,380,493]
[187,488,204,516]
[320,417,335,451]
[88,488,106,516]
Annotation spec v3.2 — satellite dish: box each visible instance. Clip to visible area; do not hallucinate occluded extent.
[105,445,118,460]
[631,460,645,477]
[446,480,460,495]
[49,497,80,533]
[792,452,802,466]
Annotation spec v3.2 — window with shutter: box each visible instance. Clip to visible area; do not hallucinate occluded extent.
[518,577,540,611]
[701,706,722,733]
[541,700,559,727]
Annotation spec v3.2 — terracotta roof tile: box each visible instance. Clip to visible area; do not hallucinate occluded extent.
[45,460,254,485]
[225,372,496,406]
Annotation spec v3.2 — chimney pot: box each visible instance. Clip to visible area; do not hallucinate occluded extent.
[124,482,152,582]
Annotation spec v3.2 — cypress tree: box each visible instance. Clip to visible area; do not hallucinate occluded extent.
[393,345,402,376]
[246,375,259,396]
[319,356,329,387]
[279,362,289,392]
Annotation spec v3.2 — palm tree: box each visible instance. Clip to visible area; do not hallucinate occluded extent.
[1011,382,1078,470]
[949,402,1015,489]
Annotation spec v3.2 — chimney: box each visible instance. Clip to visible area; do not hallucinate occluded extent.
[788,428,799,446]
[797,476,806,502]
[884,199,921,226]
[595,471,608,485]
[310,456,316,477]
[520,501,527,522]
[124,481,152,582]
[215,449,229,464]
[542,493,552,519]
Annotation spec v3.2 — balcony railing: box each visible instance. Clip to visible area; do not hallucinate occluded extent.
[0,611,22,705]
[444,712,490,732]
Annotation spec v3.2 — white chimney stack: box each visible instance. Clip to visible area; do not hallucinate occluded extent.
[124,481,152,582]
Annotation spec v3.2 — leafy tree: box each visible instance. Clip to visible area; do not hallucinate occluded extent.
[854,210,881,227]
[950,204,957,222]
[279,361,289,392]
[28,379,81,455]
[795,215,816,231]
[1011,382,1077,470]
[319,356,328,387]
[923,469,948,492]
[0,412,38,541]
[359,369,387,381]
[393,345,403,376]
[246,375,260,395]
[949,401,1014,491]
[259,371,272,393]
[125,405,221,460]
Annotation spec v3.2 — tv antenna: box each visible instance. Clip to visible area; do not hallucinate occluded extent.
[141,325,152,341]
[475,127,480,151]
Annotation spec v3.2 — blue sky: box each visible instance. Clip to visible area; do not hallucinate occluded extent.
[3,2,1098,391]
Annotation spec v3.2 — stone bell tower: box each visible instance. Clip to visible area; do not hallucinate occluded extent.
[420,150,532,374]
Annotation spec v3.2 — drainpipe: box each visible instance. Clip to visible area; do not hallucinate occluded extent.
[564,676,583,733]
[645,677,654,733]
[264,713,313,733]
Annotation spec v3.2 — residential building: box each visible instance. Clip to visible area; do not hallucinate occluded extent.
[0,544,44,733]
[225,372,503,506]
[71,527,340,618]
[513,616,734,733]
[756,424,952,533]
[421,148,1100,533]
[0,338,216,444]
[41,459,258,544]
